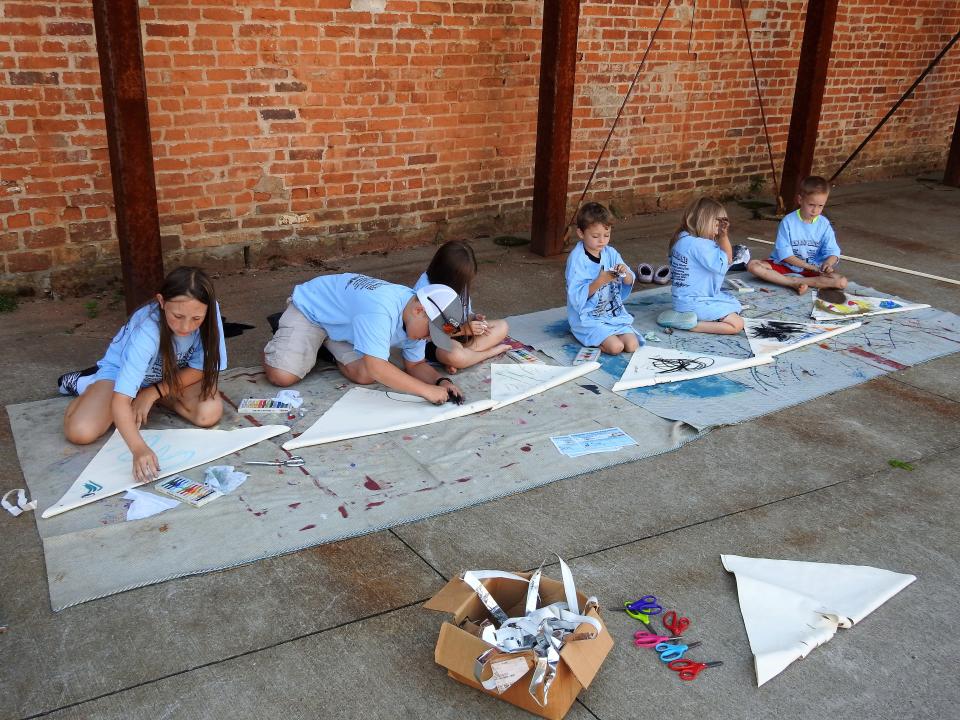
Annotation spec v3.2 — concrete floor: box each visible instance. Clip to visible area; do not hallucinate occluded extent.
[1,177,959,719]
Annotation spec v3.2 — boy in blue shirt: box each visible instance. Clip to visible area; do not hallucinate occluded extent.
[263,273,464,405]
[565,202,640,355]
[747,176,849,294]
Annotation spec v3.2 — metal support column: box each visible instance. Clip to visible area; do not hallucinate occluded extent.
[945,104,960,188]
[530,0,581,256]
[92,0,164,312]
[779,0,839,210]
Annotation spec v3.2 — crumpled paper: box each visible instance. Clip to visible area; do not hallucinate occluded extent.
[124,488,178,521]
[274,389,304,409]
[203,465,248,494]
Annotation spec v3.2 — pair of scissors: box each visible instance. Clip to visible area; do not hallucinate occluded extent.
[667,658,723,681]
[655,641,701,662]
[623,595,662,624]
[634,630,682,648]
[244,456,305,467]
[662,609,690,636]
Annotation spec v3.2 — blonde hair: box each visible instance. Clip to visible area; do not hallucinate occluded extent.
[670,197,726,249]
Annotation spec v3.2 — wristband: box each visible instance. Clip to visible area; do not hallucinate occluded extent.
[435,377,451,386]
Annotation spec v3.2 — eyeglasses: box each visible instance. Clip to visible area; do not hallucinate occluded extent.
[427,297,462,334]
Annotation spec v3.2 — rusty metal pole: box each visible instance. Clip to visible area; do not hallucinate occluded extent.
[531,0,581,257]
[778,0,839,212]
[943,104,960,188]
[92,0,164,313]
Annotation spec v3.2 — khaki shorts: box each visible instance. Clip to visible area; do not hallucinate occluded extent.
[263,302,361,379]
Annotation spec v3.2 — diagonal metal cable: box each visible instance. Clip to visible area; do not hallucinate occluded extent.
[737,0,781,205]
[563,0,674,244]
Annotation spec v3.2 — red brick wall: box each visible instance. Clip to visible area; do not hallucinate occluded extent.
[1,0,958,293]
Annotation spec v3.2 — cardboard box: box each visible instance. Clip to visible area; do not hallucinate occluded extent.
[424,571,614,720]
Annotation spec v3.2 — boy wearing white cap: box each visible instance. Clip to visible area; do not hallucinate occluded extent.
[263,273,465,405]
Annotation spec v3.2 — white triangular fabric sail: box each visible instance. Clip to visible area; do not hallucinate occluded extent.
[283,388,496,450]
[811,292,929,321]
[489,361,600,409]
[611,345,773,392]
[743,318,861,357]
[43,425,290,519]
[721,554,916,686]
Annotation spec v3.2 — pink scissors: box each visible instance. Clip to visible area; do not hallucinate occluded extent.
[634,630,683,648]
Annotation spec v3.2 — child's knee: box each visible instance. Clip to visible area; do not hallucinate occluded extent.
[438,348,470,369]
[623,334,640,351]
[728,314,745,332]
[837,276,848,289]
[194,400,223,428]
[64,422,102,446]
[489,319,509,342]
[746,259,765,274]
[602,337,625,355]
[263,364,300,387]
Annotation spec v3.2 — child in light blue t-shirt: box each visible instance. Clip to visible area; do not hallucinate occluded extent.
[60,267,228,485]
[263,273,466,406]
[565,202,639,355]
[661,197,744,335]
[414,240,510,373]
[747,175,848,294]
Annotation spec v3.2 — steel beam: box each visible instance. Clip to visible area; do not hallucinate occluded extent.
[944,104,960,188]
[531,0,581,256]
[779,0,839,210]
[92,0,164,313]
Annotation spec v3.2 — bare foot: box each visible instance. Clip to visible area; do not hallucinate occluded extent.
[445,366,458,375]
[493,343,511,356]
[796,283,809,295]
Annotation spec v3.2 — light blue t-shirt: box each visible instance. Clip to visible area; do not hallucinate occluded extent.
[565,242,636,347]
[771,210,841,273]
[94,301,227,398]
[670,232,741,321]
[291,273,425,362]
[413,272,473,317]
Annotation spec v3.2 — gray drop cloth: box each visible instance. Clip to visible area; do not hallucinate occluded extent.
[506,279,960,429]
[12,363,700,611]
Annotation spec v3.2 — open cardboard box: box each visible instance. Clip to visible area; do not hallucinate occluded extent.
[424,570,614,720]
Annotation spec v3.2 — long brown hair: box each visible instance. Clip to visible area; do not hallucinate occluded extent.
[156,266,220,399]
[670,197,726,250]
[425,240,477,302]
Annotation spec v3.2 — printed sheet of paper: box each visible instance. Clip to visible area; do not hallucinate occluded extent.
[550,427,638,458]
[811,293,929,321]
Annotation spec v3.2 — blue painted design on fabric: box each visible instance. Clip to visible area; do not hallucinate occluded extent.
[544,319,571,337]
[625,374,749,400]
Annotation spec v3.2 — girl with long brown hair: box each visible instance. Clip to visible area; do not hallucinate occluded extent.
[60,266,227,483]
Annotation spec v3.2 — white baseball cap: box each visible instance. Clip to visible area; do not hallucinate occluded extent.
[415,283,464,351]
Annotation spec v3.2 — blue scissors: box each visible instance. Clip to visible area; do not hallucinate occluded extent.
[623,595,663,625]
[655,641,701,662]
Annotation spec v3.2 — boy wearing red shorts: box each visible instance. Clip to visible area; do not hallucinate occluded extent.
[747,176,848,294]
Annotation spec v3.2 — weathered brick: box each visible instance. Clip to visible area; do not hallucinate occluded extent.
[67,220,111,243]
[9,71,59,86]
[23,226,66,248]
[7,250,52,272]
[260,109,297,121]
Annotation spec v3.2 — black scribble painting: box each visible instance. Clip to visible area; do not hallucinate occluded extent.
[749,321,807,342]
[651,356,715,374]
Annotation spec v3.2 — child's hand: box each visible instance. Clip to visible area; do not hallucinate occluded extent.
[423,384,452,405]
[612,263,631,282]
[133,447,160,484]
[821,260,836,274]
[469,319,489,336]
[132,387,157,428]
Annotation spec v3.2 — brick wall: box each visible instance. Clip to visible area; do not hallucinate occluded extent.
[1,0,958,294]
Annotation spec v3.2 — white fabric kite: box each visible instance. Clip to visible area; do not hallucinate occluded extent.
[612,345,772,392]
[284,362,599,451]
[811,293,929,321]
[743,318,860,357]
[43,425,290,518]
[722,554,916,686]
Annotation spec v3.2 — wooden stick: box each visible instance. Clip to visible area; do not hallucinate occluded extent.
[744,236,960,286]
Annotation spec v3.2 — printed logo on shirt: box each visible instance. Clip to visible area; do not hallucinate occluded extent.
[143,346,197,387]
[591,281,625,319]
[671,252,690,289]
[346,275,389,292]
